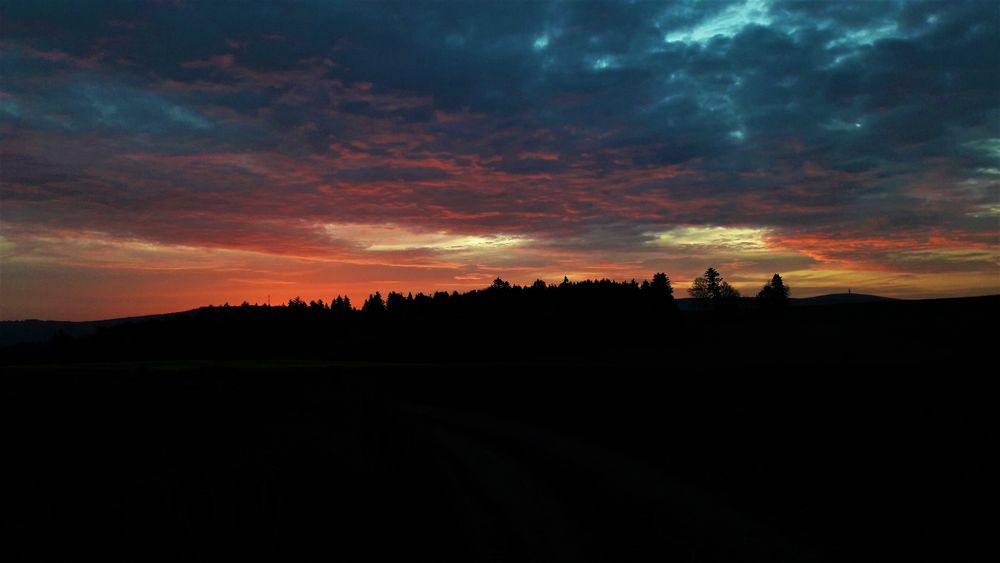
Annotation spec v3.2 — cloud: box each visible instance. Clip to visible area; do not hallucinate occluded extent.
[1,0,998,318]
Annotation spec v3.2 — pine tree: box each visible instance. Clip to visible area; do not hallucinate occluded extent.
[651,272,673,296]
[689,267,741,308]
[757,273,790,310]
[362,291,385,314]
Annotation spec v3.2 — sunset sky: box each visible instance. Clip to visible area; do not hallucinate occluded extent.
[1,1,998,320]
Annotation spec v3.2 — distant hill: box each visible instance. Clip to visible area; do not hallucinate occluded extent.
[791,293,899,306]
[676,292,896,310]
[0,310,197,346]
[0,292,989,346]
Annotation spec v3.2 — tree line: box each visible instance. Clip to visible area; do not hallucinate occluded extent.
[269,268,789,315]
[685,268,790,311]
[16,269,791,363]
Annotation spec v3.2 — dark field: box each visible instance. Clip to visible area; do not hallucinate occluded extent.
[4,297,995,561]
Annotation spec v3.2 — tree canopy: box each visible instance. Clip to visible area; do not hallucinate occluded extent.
[757,274,790,310]
[362,291,385,314]
[688,267,740,308]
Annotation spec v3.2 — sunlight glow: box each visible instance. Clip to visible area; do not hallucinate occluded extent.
[647,226,771,251]
[2,231,253,269]
[322,223,528,252]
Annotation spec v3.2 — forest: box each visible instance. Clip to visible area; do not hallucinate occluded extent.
[3,268,993,367]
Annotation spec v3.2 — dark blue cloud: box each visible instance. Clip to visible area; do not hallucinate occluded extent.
[1,0,997,266]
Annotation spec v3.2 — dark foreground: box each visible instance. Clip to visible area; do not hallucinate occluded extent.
[4,297,995,561]
[5,359,992,562]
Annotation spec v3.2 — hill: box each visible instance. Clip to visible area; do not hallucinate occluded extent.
[3,286,995,561]
[2,290,996,367]
[3,292,903,343]
[791,292,899,306]
[0,310,197,346]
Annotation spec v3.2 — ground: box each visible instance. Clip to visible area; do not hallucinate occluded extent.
[5,359,991,561]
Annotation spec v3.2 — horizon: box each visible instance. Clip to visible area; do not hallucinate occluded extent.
[2,1,998,321]
[6,274,998,323]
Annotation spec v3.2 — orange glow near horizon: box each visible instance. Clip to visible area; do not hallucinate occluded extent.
[2,226,996,321]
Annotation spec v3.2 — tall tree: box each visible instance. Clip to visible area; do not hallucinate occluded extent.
[757,274,790,310]
[386,291,406,314]
[642,272,677,312]
[362,291,385,314]
[651,272,673,297]
[689,267,741,308]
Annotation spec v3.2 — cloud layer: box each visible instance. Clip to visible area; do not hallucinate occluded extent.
[1,1,997,319]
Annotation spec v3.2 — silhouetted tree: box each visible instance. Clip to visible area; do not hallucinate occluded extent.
[692,268,719,298]
[49,273,735,363]
[362,292,385,314]
[651,272,673,297]
[689,267,741,309]
[386,291,406,314]
[757,274,790,310]
[643,272,678,315]
[331,295,354,314]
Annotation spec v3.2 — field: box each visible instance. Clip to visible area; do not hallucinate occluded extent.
[5,352,992,561]
[5,297,995,560]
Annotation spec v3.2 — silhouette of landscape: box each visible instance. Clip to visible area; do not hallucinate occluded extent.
[4,1,997,561]
[4,272,996,561]
[2,270,995,366]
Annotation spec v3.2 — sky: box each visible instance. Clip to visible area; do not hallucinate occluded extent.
[1,0,998,320]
